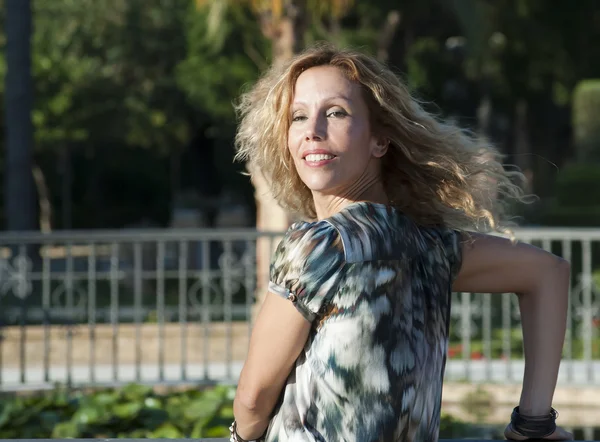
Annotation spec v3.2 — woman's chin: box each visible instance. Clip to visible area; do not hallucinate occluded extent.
[298,172,346,195]
[302,181,336,194]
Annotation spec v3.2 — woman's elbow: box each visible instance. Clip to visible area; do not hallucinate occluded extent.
[548,254,570,284]
[555,256,571,290]
[527,254,570,297]
[235,389,259,412]
[234,387,269,418]
[556,255,571,275]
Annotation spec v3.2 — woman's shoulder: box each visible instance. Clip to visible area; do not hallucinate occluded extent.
[283,219,340,245]
[324,201,462,265]
[274,220,343,267]
[271,219,344,276]
[269,219,346,318]
[324,201,406,262]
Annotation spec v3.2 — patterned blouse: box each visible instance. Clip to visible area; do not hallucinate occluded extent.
[264,201,463,442]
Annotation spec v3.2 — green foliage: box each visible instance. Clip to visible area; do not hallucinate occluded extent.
[0,384,236,438]
[555,163,600,207]
[405,38,444,95]
[0,383,473,439]
[176,2,269,121]
[449,326,525,360]
[459,386,493,422]
[303,0,388,52]
[438,412,476,439]
[0,0,599,228]
[533,206,600,228]
[532,163,600,227]
[31,0,193,152]
[0,0,210,228]
[572,80,600,161]
[450,326,600,360]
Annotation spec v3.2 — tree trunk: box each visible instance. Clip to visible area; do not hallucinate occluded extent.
[252,1,307,318]
[60,145,73,230]
[4,0,36,234]
[32,164,52,233]
[377,10,401,63]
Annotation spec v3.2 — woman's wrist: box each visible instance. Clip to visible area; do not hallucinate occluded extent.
[517,405,552,416]
[229,420,266,442]
[519,388,555,416]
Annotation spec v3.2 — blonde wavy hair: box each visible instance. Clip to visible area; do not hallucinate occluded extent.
[234,42,529,234]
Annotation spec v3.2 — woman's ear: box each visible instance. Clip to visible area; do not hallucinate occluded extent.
[373,137,389,158]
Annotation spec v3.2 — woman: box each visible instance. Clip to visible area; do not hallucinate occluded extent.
[230,43,572,441]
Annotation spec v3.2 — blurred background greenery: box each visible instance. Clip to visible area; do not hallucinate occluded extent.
[2,0,600,232]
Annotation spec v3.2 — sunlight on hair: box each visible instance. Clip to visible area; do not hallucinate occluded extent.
[234,42,533,238]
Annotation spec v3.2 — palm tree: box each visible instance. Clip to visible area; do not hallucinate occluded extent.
[196,0,354,311]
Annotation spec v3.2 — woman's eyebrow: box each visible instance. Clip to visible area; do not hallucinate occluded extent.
[292,95,354,107]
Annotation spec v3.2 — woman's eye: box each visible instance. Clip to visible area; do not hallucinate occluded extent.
[327,110,347,118]
[292,115,307,122]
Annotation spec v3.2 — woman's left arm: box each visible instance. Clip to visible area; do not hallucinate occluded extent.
[452,232,570,417]
[233,291,312,440]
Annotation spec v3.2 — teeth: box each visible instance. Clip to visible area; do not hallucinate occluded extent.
[305,154,334,162]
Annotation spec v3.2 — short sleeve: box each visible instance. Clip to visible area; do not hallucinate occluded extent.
[441,228,464,281]
[268,221,346,322]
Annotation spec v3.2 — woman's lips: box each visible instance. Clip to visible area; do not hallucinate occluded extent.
[303,153,336,167]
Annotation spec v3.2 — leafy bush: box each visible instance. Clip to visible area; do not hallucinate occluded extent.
[554,163,600,207]
[0,383,234,439]
[0,383,472,439]
[572,79,600,162]
[531,163,600,226]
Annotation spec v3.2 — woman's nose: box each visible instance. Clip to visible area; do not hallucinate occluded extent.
[304,115,326,141]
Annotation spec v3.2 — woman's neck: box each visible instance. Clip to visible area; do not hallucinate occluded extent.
[312,178,388,220]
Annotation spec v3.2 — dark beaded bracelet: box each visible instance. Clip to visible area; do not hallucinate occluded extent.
[509,406,558,439]
[229,421,266,442]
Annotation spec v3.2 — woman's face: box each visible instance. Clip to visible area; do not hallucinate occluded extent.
[287,66,385,196]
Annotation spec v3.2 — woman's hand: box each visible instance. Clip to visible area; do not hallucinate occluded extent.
[504,423,574,440]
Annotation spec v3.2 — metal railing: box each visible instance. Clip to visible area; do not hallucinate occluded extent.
[0,227,599,391]
[3,440,594,442]
[1,440,596,442]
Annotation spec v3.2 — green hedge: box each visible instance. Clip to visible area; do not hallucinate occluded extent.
[530,163,600,226]
[572,79,600,162]
[555,164,600,207]
[0,383,478,439]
